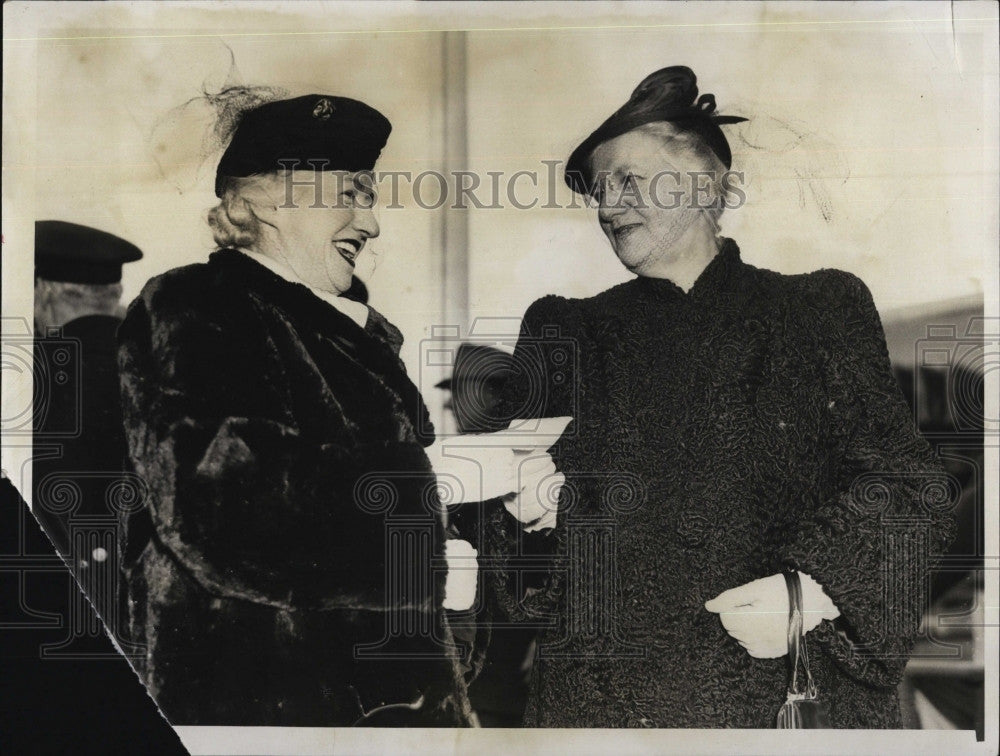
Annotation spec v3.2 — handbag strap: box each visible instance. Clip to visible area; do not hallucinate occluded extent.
[783,570,817,698]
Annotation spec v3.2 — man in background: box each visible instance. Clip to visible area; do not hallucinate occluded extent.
[33,220,143,558]
[2,220,185,754]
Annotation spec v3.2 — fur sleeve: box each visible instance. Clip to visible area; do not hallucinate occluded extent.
[779,271,957,688]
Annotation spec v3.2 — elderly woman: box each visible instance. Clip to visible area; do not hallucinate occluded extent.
[486,66,955,728]
[116,93,557,726]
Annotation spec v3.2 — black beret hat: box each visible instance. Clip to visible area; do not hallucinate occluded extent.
[214,94,392,197]
[565,66,747,196]
[435,343,513,390]
[35,220,143,284]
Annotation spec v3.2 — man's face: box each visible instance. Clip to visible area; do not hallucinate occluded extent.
[34,281,54,333]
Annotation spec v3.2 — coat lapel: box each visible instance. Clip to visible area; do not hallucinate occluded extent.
[207,249,434,443]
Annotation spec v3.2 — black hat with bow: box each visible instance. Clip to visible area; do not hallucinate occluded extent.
[565,66,747,196]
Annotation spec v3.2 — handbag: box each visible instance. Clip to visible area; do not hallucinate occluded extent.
[776,570,831,728]
[351,695,427,727]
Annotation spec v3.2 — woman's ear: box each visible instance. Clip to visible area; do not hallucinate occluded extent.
[233,190,277,231]
[247,199,277,228]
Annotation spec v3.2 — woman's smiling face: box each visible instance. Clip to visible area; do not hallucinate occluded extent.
[589,125,723,275]
[264,170,380,294]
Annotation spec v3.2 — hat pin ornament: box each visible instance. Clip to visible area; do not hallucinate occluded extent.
[313,98,335,120]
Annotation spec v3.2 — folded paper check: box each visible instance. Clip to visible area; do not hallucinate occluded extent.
[425,416,573,509]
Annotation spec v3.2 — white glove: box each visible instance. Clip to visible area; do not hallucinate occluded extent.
[704,572,841,658]
[442,539,478,611]
[503,453,566,532]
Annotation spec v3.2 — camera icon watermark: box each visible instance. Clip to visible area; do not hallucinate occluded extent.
[913,317,996,437]
[2,319,82,438]
[419,319,579,440]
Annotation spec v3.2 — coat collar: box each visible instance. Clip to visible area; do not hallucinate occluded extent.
[209,248,404,354]
[632,238,757,309]
[207,248,431,442]
[633,237,738,295]
[236,248,370,330]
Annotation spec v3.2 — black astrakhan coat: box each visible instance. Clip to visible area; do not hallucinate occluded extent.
[117,249,473,726]
[485,239,955,728]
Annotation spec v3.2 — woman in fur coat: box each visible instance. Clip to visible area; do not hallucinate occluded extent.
[116,92,558,726]
[486,66,956,728]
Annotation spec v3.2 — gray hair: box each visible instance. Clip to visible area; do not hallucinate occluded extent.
[35,279,123,313]
[34,279,123,332]
[632,121,731,224]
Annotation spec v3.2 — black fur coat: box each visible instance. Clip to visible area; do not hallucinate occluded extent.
[117,249,473,726]
[485,239,956,728]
